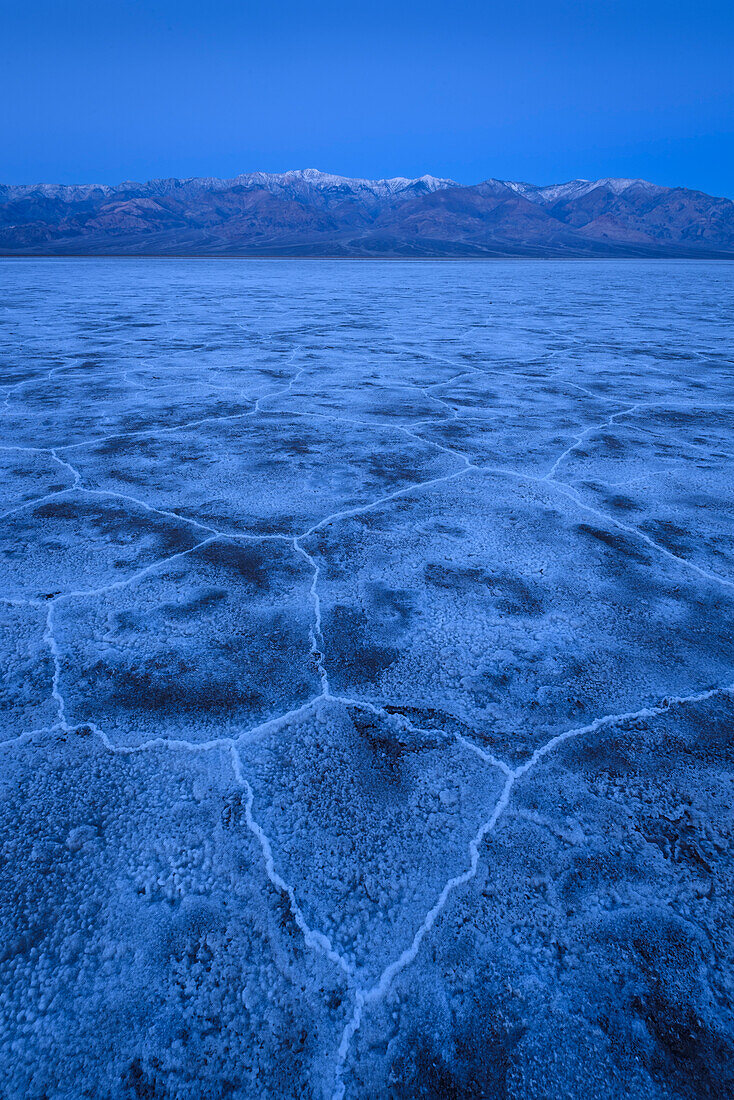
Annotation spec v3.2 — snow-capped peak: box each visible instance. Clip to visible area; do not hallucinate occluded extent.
[236,169,456,198]
[520,177,667,205]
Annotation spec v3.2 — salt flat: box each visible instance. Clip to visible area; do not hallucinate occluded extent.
[1,258,733,1099]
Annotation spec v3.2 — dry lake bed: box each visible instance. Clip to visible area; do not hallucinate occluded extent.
[1,258,733,1099]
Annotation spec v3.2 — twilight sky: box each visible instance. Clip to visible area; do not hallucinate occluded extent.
[2,0,733,195]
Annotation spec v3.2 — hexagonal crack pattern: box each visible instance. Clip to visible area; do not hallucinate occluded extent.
[1,258,733,1100]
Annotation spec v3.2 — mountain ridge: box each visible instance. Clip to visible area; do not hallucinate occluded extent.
[1,169,733,257]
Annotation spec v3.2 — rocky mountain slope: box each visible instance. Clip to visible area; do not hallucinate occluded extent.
[1,168,732,256]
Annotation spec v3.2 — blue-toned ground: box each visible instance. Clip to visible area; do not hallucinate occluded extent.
[0,258,733,1099]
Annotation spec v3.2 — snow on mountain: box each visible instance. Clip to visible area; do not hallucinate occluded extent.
[0,170,460,210]
[227,169,457,203]
[520,177,669,204]
[1,171,732,256]
[0,172,674,207]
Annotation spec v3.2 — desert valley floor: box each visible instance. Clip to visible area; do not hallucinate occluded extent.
[0,258,733,1099]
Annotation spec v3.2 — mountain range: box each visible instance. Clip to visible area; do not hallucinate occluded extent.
[2,168,733,257]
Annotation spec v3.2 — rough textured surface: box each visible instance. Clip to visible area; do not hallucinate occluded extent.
[0,257,732,1098]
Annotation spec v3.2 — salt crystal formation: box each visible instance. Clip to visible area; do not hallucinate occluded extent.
[1,258,732,1098]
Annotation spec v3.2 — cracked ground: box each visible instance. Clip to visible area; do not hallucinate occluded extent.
[0,257,733,1100]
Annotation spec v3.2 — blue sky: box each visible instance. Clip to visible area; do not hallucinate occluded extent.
[2,0,733,195]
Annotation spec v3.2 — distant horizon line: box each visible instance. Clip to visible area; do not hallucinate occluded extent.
[3,255,733,263]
